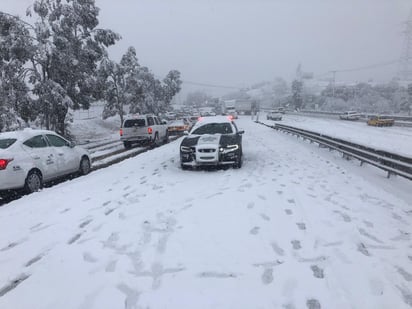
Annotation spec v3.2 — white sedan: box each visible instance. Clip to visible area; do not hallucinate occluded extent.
[0,129,91,195]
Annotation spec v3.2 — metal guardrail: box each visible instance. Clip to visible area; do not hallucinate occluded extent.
[260,122,412,180]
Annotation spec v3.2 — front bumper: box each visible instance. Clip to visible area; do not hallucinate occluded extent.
[180,145,240,167]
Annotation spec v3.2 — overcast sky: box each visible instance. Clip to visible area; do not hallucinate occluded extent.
[2,0,411,97]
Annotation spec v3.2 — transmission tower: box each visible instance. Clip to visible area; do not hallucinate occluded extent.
[398,9,412,81]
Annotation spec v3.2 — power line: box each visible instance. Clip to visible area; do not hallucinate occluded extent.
[182,80,242,90]
[333,59,399,73]
[153,74,243,90]
[314,59,400,79]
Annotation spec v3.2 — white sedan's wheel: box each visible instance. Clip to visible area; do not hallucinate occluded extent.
[25,170,42,193]
[79,157,91,175]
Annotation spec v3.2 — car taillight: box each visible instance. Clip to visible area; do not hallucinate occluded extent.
[120,128,123,136]
[0,159,13,170]
[148,127,153,134]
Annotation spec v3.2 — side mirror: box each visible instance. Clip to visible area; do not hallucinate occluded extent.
[161,120,168,125]
[238,130,245,135]
[68,141,76,148]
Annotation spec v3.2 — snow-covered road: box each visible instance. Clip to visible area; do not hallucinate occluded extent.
[0,117,411,309]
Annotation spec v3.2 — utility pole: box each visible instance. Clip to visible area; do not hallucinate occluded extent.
[331,70,337,97]
[398,9,412,81]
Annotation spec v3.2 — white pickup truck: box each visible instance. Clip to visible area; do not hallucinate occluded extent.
[339,111,360,121]
[120,114,169,148]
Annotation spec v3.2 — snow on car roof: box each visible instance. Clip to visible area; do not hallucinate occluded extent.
[191,115,234,130]
[196,115,234,124]
[0,128,58,141]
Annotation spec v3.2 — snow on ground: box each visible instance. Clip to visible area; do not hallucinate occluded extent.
[0,117,411,309]
[69,103,120,145]
[260,112,412,157]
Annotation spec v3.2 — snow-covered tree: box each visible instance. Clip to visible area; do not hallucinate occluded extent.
[0,13,36,131]
[0,0,119,135]
[291,79,303,110]
[162,70,182,107]
[98,47,139,124]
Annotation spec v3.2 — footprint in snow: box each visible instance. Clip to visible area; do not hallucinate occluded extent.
[285,209,293,215]
[261,214,270,221]
[296,222,306,230]
[250,227,260,235]
[310,265,324,279]
[25,254,44,267]
[291,240,301,250]
[83,252,98,263]
[334,210,351,222]
[261,268,274,285]
[396,267,412,282]
[306,299,321,309]
[357,243,370,256]
[105,208,115,216]
[67,233,82,245]
[79,219,93,228]
[271,242,285,256]
[247,202,254,209]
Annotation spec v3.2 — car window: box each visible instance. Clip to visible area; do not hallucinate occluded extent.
[154,117,160,125]
[124,119,146,127]
[147,117,155,126]
[0,138,17,149]
[192,123,233,135]
[23,135,48,148]
[46,134,69,147]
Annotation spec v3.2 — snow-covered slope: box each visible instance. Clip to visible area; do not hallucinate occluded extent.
[0,117,411,309]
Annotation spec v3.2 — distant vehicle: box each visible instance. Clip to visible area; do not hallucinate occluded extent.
[164,112,177,120]
[367,116,394,127]
[0,129,91,195]
[235,100,253,115]
[226,107,238,119]
[272,107,285,114]
[120,114,169,148]
[339,111,360,121]
[180,116,244,169]
[266,111,282,121]
[167,119,191,136]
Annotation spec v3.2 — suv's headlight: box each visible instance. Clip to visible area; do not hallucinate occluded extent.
[219,144,239,153]
[180,146,193,153]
